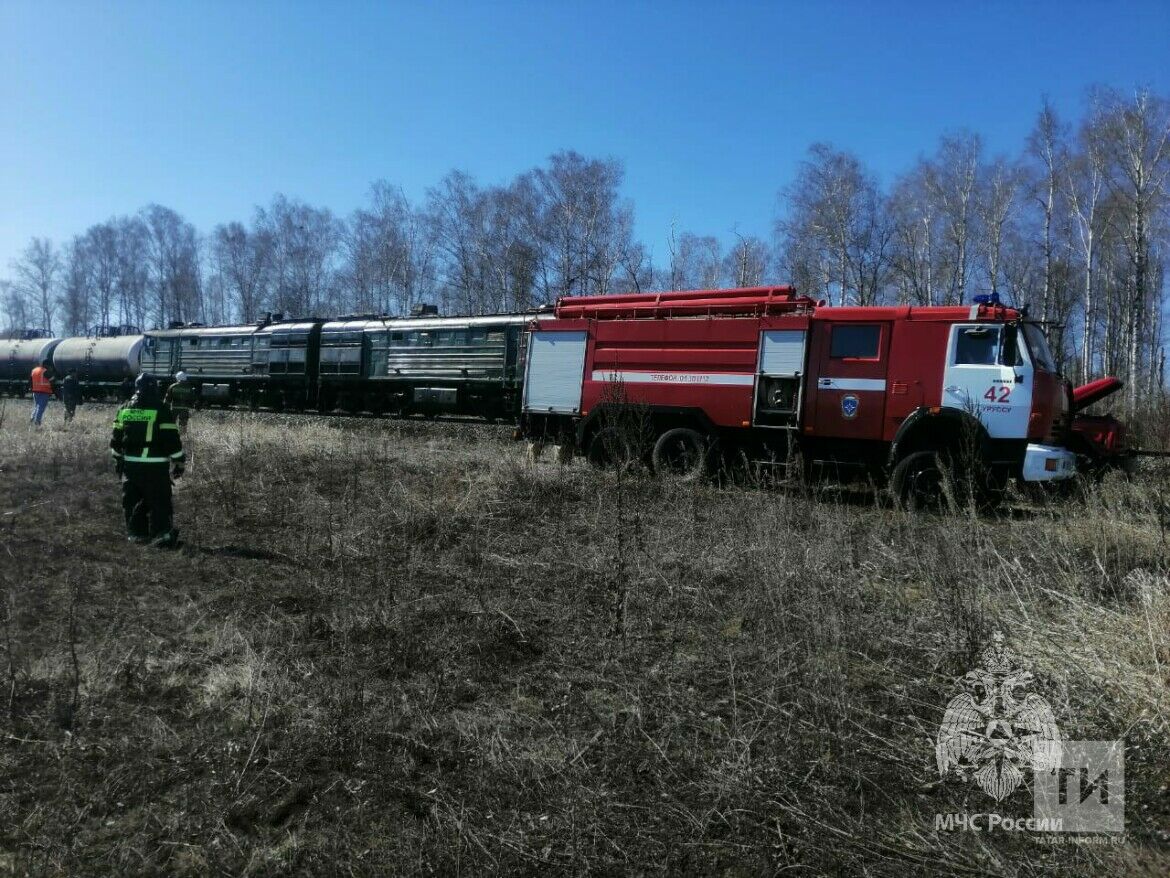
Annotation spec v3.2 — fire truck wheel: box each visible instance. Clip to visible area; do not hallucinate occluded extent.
[586,427,638,471]
[651,428,709,480]
[890,450,953,511]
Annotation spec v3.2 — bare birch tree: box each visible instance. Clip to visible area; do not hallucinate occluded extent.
[1092,88,1170,410]
[924,132,982,304]
[976,157,1022,301]
[1026,99,1066,322]
[10,238,61,333]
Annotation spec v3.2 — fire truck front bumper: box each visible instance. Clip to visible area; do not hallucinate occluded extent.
[1021,444,1077,482]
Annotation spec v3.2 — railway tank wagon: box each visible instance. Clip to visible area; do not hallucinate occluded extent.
[315,313,537,418]
[1,337,63,395]
[51,335,144,399]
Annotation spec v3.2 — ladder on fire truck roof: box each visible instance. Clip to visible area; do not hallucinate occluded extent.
[554,286,819,320]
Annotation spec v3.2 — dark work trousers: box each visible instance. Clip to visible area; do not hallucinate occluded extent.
[122,462,173,539]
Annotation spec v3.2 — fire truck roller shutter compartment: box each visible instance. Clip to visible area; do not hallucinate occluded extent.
[756,330,807,426]
[523,330,588,414]
[759,330,806,375]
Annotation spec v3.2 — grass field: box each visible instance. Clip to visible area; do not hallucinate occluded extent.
[1,400,1168,876]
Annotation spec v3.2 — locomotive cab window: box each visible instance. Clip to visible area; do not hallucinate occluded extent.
[829,324,880,359]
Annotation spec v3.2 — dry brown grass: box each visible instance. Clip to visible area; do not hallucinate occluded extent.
[1,400,1168,875]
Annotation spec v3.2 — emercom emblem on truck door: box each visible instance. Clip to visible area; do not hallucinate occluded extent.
[941,324,1032,439]
[809,322,889,440]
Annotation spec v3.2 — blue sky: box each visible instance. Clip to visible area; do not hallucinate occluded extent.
[2,0,1168,274]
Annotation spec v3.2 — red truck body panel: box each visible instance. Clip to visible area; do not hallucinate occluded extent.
[582,315,767,427]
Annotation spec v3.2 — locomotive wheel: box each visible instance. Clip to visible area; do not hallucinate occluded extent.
[651,428,708,481]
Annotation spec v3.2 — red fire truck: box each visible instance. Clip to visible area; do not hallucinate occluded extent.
[519,286,1080,507]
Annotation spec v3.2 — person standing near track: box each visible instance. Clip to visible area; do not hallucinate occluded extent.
[110,373,186,548]
[165,371,194,428]
[61,369,82,423]
[29,359,54,426]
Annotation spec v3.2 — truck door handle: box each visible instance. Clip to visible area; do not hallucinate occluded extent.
[1014,374,1025,384]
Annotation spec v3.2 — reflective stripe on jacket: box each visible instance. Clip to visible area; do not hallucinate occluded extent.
[110,396,185,465]
[31,366,53,394]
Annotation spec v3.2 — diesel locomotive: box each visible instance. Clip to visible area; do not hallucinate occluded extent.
[2,308,546,420]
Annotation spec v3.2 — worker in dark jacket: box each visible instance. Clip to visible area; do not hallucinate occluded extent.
[165,371,194,428]
[61,370,82,422]
[110,373,185,548]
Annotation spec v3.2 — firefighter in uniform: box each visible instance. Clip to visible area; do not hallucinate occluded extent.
[110,373,185,547]
[165,371,194,428]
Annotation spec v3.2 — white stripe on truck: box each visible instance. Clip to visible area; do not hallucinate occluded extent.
[816,377,887,391]
[591,370,755,387]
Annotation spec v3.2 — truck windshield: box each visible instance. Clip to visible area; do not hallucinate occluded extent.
[1022,323,1057,373]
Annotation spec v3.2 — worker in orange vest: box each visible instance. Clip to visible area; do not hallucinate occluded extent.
[30,359,54,426]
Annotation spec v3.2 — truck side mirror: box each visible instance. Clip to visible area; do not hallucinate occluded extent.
[1001,324,1019,367]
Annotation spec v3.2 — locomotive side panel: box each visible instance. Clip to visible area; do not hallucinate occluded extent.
[317,315,532,418]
